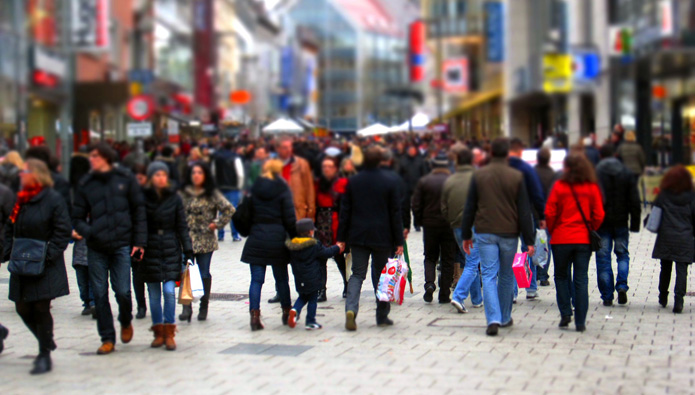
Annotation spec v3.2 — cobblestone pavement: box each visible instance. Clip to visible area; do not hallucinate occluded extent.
[0,228,693,394]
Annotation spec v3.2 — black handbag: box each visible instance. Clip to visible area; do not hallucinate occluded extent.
[569,186,603,252]
[8,238,48,276]
[232,196,253,237]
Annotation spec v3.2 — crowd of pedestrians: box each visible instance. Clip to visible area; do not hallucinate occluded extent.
[0,127,687,376]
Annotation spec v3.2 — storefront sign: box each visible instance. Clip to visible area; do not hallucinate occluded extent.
[443,58,469,93]
[660,0,674,36]
[573,52,601,83]
[543,54,572,94]
[127,95,155,121]
[72,0,110,51]
[609,26,633,57]
[485,2,504,63]
[167,119,179,136]
[127,122,152,138]
[409,21,426,82]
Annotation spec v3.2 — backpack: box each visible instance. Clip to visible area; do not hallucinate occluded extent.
[232,195,253,237]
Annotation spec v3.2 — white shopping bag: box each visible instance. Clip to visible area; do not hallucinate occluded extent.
[188,260,205,302]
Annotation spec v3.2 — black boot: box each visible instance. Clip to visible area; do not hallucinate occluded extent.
[0,324,8,354]
[135,306,147,320]
[659,292,668,308]
[198,278,212,321]
[179,305,192,323]
[674,297,684,314]
[268,294,280,304]
[317,289,327,303]
[30,353,52,375]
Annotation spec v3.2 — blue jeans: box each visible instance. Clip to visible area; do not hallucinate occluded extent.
[219,190,241,240]
[476,234,518,326]
[194,252,214,279]
[596,227,630,301]
[552,244,591,327]
[88,246,133,343]
[293,291,319,325]
[249,264,292,310]
[452,228,483,306]
[147,281,176,324]
[74,265,94,308]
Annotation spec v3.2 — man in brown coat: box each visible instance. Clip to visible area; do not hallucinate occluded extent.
[277,137,316,220]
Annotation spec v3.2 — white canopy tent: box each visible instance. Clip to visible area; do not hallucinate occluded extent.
[356,123,391,137]
[392,112,431,133]
[262,118,304,134]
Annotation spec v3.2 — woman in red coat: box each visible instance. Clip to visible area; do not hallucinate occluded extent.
[545,153,604,332]
[315,157,349,301]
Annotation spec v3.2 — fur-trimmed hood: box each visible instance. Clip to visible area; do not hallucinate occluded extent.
[285,237,318,251]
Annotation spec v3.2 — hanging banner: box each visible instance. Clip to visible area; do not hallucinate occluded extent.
[409,21,426,82]
[485,2,504,63]
[543,54,572,94]
[443,58,469,93]
[194,0,214,109]
[72,0,110,51]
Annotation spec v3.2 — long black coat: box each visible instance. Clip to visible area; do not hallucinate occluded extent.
[652,190,695,263]
[240,177,297,266]
[139,187,193,283]
[73,167,147,253]
[286,238,340,294]
[596,158,641,231]
[5,189,72,302]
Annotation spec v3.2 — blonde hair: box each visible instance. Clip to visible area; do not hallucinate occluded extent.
[3,151,24,168]
[625,130,637,142]
[189,147,202,161]
[262,159,284,180]
[25,159,54,188]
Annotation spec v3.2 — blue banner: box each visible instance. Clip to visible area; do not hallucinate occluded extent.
[485,2,504,63]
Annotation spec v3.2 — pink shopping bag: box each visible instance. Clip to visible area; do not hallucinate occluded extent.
[512,252,532,288]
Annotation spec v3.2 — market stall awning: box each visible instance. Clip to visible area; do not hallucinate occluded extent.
[356,123,391,137]
[392,112,431,133]
[262,118,304,134]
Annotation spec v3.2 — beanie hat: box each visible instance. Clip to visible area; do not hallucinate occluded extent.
[147,161,169,179]
[432,152,450,168]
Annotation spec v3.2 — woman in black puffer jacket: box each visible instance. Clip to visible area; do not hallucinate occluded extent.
[241,159,297,331]
[652,165,695,314]
[5,159,71,375]
[139,162,192,351]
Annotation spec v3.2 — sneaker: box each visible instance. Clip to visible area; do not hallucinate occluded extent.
[512,297,517,304]
[423,286,435,303]
[486,324,499,336]
[288,309,298,329]
[345,311,357,331]
[268,294,280,304]
[540,280,551,287]
[603,299,613,307]
[472,302,484,308]
[526,293,538,300]
[451,300,467,314]
[618,290,628,305]
[377,318,394,327]
[305,322,323,330]
[233,236,242,242]
[81,306,92,316]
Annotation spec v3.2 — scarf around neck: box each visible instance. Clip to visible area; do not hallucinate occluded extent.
[10,185,43,223]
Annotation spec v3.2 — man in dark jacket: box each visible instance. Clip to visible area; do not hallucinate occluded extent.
[412,152,456,303]
[212,140,245,242]
[338,146,404,331]
[398,145,428,231]
[595,144,641,306]
[508,139,546,300]
[380,150,411,237]
[533,148,558,286]
[462,138,535,336]
[72,143,147,355]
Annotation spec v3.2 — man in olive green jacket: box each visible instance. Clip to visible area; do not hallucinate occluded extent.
[441,145,483,313]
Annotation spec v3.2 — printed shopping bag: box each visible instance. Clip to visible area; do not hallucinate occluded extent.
[512,252,532,288]
[376,256,409,305]
[189,260,205,302]
[178,262,193,305]
[345,251,352,279]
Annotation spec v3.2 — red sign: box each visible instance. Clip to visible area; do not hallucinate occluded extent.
[127,95,155,121]
[230,90,251,105]
[443,58,469,93]
[28,0,57,47]
[409,21,426,82]
[33,70,59,87]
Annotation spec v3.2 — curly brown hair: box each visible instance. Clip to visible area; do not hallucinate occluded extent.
[659,165,693,194]
[562,153,597,184]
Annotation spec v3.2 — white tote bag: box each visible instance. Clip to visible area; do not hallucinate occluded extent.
[188,260,205,302]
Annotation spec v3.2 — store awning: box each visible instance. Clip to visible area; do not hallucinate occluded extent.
[434,88,503,123]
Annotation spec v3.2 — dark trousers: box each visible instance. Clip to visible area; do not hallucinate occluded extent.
[293,291,319,325]
[320,253,348,291]
[15,300,53,355]
[345,246,391,323]
[249,263,291,310]
[552,244,591,327]
[659,260,689,300]
[194,252,214,279]
[131,261,147,310]
[88,247,133,344]
[74,265,94,307]
[423,226,456,299]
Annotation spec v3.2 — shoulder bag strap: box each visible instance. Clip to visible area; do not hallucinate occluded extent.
[569,185,592,233]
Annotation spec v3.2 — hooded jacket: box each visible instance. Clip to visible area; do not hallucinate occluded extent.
[652,190,695,263]
[240,176,297,265]
[596,158,641,231]
[286,237,340,294]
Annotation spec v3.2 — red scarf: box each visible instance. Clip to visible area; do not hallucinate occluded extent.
[10,185,43,224]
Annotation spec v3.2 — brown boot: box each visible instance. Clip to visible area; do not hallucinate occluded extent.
[150,324,164,348]
[282,307,291,325]
[163,324,176,351]
[96,341,115,355]
[250,309,264,331]
[121,324,134,344]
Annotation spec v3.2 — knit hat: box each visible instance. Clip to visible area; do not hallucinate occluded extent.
[296,218,316,235]
[147,161,169,179]
[431,152,450,168]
